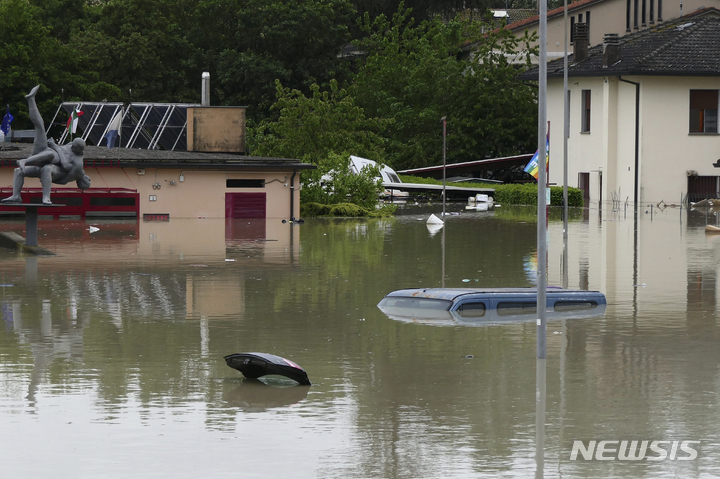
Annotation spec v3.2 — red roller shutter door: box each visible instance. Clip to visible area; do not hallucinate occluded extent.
[225,193,266,218]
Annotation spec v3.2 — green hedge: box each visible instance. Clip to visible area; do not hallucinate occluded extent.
[494,204,586,222]
[399,175,584,207]
[397,175,444,185]
[301,202,397,217]
[494,184,583,207]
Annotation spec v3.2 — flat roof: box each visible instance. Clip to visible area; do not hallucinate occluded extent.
[399,154,534,175]
[0,144,315,170]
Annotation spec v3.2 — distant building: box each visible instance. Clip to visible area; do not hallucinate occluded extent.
[504,0,720,62]
[519,8,720,205]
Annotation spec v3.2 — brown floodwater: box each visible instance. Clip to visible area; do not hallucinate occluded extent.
[1,203,719,478]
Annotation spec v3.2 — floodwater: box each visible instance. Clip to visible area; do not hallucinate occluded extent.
[1,203,720,478]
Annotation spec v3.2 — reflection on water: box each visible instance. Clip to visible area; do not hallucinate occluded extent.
[1,207,720,478]
[223,379,311,412]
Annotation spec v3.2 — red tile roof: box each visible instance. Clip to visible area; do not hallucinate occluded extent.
[504,0,609,31]
[518,8,720,79]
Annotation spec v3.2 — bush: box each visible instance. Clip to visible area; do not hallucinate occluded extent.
[550,185,584,207]
[301,152,384,210]
[397,175,443,185]
[493,184,583,207]
[399,175,584,207]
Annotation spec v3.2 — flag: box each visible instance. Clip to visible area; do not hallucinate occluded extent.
[104,110,122,148]
[1,105,13,135]
[524,136,549,180]
[66,107,84,134]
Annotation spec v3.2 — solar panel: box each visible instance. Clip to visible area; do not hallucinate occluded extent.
[48,102,199,150]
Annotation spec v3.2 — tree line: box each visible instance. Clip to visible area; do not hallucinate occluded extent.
[2,0,538,171]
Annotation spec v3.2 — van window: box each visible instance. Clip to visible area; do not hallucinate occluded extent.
[378,297,452,311]
[497,302,537,316]
[554,301,597,311]
[457,302,486,318]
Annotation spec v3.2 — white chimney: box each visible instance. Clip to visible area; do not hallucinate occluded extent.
[201,72,210,106]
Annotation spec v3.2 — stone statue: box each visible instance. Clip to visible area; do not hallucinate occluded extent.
[1,85,91,205]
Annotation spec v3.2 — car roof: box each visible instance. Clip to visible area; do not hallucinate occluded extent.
[383,287,603,302]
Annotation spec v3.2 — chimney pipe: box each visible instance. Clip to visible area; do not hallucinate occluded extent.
[602,33,621,68]
[573,23,589,63]
[201,72,210,106]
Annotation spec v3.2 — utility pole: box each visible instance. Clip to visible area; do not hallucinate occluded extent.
[441,116,447,220]
[563,0,570,289]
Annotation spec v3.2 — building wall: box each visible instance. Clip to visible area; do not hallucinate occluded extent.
[546,0,626,51]
[640,76,720,204]
[187,107,246,153]
[0,167,302,220]
[548,74,720,206]
[615,79,638,204]
[512,0,717,58]
[547,76,607,205]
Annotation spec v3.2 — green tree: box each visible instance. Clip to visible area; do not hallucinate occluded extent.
[446,19,538,163]
[0,0,118,128]
[250,79,388,163]
[352,4,537,170]
[28,0,87,43]
[350,0,495,23]
[301,152,384,209]
[71,0,194,104]
[348,0,493,37]
[251,80,388,208]
[180,0,356,122]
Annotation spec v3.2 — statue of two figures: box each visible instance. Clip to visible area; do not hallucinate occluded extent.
[1,86,90,205]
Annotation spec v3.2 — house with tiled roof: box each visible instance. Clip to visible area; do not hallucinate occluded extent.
[518,8,720,205]
[506,0,720,61]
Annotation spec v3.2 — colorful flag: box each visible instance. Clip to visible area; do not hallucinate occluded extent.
[66,107,84,134]
[104,110,122,148]
[1,105,13,135]
[524,136,549,180]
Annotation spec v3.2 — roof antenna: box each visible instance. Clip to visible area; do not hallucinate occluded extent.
[202,72,210,106]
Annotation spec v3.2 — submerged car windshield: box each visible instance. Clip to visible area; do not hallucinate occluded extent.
[377,297,452,311]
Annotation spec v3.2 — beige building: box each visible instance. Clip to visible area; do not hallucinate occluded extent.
[0,146,313,220]
[0,105,314,221]
[519,8,720,206]
[505,0,720,60]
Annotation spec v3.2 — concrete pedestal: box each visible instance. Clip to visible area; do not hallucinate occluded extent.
[0,203,65,251]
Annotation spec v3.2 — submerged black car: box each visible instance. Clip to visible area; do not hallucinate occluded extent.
[377,287,607,326]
